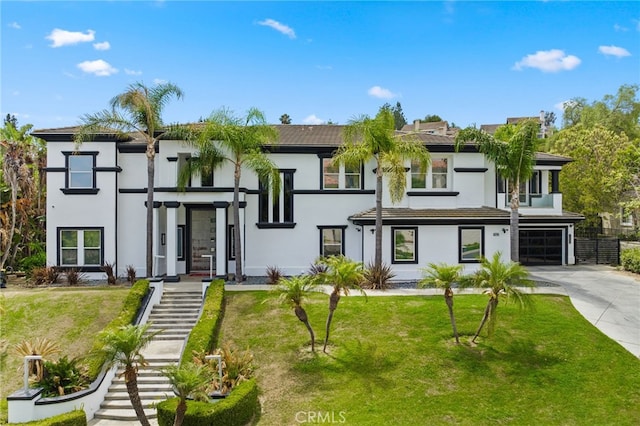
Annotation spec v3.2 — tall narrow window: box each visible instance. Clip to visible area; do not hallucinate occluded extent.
[411,160,427,189]
[228,224,236,260]
[459,227,484,263]
[177,225,185,261]
[323,159,339,189]
[431,158,448,189]
[258,170,295,226]
[392,227,418,264]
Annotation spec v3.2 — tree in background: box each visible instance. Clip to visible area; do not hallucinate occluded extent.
[379,102,407,130]
[334,109,430,268]
[0,117,46,271]
[455,120,539,262]
[279,113,292,124]
[76,82,185,278]
[179,107,280,283]
[422,114,444,123]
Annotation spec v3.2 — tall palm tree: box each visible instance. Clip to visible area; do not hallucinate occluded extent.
[179,107,280,283]
[468,252,534,343]
[419,263,463,344]
[161,363,210,426]
[97,323,159,426]
[454,119,539,262]
[315,255,366,353]
[333,109,430,268]
[274,275,319,352]
[75,82,184,277]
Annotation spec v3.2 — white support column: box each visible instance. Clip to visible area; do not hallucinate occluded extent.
[165,202,179,280]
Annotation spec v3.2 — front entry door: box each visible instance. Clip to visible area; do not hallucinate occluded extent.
[189,209,216,273]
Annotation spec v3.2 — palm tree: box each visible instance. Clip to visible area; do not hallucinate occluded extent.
[75,82,184,277]
[454,119,539,262]
[97,323,159,426]
[468,252,534,343]
[161,363,210,426]
[274,275,319,352]
[419,263,463,344]
[333,109,430,268]
[315,255,366,352]
[179,107,280,283]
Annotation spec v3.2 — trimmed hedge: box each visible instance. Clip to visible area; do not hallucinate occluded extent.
[86,279,150,378]
[11,409,87,426]
[621,248,640,274]
[179,279,225,366]
[156,378,258,426]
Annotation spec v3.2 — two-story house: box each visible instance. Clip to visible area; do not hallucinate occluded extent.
[35,125,583,282]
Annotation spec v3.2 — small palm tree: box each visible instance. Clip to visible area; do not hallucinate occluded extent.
[274,275,319,352]
[419,263,463,344]
[315,256,366,353]
[97,323,159,426]
[162,363,210,426]
[468,252,534,343]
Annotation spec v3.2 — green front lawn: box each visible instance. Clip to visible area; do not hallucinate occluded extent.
[219,292,640,425]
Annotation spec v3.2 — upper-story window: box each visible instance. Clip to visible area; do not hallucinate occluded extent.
[67,153,95,188]
[322,158,362,190]
[258,169,295,228]
[411,157,449,189]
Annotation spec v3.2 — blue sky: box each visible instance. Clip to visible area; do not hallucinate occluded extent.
[1,1,638,131]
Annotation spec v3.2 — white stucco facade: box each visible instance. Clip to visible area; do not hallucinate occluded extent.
[37,125,582,282]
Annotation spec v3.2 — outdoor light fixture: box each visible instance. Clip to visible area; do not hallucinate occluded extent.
[502,228,509,233]
[205,354,224,398]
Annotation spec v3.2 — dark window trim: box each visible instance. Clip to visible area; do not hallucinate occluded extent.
[294,189,375,195]
[64,151,98,191]
[61,188,100,195]
[256,222,297,229]
[391,226,418,264]
[258,169,294,225]
[406,191,459,197]
[453,167,488,173]
[458,226,485,263]
[56,227,105,268]
[317,225,348,256]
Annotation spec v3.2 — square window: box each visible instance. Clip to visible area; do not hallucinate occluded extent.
[459,227,484,263]
[392,227,418,263]
[320,227,344,257]
[59,228,103,267]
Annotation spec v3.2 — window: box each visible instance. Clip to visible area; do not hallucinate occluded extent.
[59,228,103,267]
[63,152,98,192]
[392,227,418,264]
[201,169,214,187]
[177,225,185,261]
[227,224,236,260]
[459,227,484,263]
[322,158,362,189]
[318,226,346,257]
[258,169,295,227]
[621,208,633,227]
[410,157,449,189]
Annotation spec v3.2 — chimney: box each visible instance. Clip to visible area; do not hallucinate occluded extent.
[414,119,420,131]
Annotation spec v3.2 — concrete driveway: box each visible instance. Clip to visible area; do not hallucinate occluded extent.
[528,264,640,358]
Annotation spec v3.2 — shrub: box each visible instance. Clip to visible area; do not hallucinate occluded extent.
[362,262,396,290]
[10,409,87,426]
[18,251,47,274]
[621,248,640,274]
[38,356,90,397]
[65,269,85,286]
[193,343,254,395]
[126,264,137,285]
[13,337,61,381]
[156,378,259,426]
[101,261,117,285]
[265,265,283,285]
[30,266,60,286]
[308,261,328,276]
[180,280,225,367]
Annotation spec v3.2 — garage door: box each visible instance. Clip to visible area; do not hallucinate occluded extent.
[519,229,563,265]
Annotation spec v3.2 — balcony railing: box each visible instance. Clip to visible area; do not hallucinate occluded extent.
[501,193,554,208]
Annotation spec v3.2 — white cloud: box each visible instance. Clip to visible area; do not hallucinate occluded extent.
[93,41,111,51]
[47,28,95,47]
[77,59,118,76]
[153,78,168,85]
[258,18,296,39]
[512,49,581,72]
[303,114,324,124]
[598,45,631,58]
[9,22,21,29]
[367,85,397,99]
[125,68,143,75]
[614,23,628,32]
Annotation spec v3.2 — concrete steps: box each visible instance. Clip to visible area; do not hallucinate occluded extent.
[92,286,202,421]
